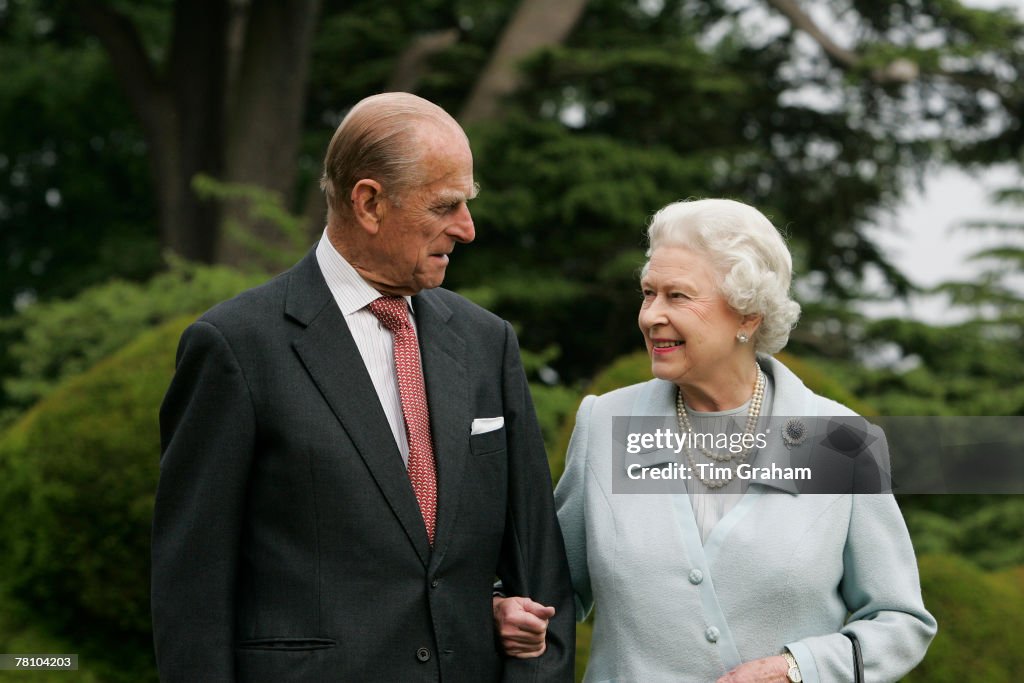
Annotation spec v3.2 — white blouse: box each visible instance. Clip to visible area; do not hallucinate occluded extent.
[683,376,776,542]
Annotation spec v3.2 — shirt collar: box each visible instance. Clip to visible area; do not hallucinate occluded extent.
[315,229,414,316]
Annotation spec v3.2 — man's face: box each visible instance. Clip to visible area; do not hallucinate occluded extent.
[365,130,477,296]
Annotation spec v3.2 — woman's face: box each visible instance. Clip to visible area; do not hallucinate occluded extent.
[638,246,746,388]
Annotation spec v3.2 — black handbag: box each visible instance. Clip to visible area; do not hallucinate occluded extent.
[845,632,865,683]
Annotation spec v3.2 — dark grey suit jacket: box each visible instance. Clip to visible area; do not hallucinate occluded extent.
[152,250,574,681]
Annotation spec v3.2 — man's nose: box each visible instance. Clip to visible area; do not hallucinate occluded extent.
[448,204,475,243]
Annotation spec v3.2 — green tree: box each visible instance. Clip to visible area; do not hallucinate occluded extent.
[809,182,1024,417]
[440,0,1024,381]
[7,0,1024,319]
[0,0,159,314]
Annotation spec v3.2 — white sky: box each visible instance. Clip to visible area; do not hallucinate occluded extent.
[862,164,1023,323]
[856,0,1024,324]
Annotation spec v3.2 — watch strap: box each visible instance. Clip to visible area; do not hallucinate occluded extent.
[782,650,802,683]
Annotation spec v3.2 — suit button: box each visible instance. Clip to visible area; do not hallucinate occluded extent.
[688,569,703,585]
[705,626,720,643]
[416,647,431,662]
[431,579,439,588]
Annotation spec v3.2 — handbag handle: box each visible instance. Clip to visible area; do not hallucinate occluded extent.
[844,632,865,683]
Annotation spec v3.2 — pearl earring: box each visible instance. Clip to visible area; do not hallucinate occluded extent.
[737,332,749,344]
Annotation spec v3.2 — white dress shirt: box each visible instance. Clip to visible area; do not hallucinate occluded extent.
[315,230,417,465]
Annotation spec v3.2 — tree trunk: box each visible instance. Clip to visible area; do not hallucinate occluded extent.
[166,0,230,262]
[79,0,320,266]
[459,0,589,124]
[219,0,321,266]
[79,0,229,263]
[386,28,460,93]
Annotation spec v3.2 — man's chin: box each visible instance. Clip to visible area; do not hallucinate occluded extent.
[375,268,446,296]
[414,270,448,292]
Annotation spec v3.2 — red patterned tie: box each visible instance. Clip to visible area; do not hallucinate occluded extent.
[369,296,437,545]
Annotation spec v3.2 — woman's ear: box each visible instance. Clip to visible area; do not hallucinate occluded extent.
[740,312,763,338]
[350,179,385,235]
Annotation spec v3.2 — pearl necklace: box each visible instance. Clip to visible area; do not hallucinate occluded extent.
[675,364,765,489]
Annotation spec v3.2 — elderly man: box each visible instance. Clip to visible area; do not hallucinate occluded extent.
[152,92,574,682]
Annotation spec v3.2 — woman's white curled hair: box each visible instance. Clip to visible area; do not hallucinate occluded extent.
[642,198,801,354]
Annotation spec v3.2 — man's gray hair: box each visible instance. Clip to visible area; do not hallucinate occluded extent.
[320,92,465,217]
[642,198,801,354]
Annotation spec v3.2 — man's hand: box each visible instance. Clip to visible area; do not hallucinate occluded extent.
[492,596,555,658]
[715,655,790,682]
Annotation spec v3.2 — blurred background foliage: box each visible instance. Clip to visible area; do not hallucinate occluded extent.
[0,0,1022,680]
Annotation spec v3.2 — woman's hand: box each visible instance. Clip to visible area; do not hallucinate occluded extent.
[715,655,790,682]
[492,596,555,658]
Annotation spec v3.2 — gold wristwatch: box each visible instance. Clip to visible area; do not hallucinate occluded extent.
[782,651,802,683]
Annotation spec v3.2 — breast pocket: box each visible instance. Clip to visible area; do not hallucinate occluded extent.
[469,425,506,456]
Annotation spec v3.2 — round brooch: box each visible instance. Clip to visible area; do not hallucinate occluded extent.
[782,418,808,449]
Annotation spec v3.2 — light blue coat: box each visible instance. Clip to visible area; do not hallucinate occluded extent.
[556,355,936,683]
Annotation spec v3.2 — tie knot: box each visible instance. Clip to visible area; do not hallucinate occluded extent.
[369,296,412,333]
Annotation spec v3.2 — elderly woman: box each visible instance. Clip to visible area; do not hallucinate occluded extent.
[497,199,935,682]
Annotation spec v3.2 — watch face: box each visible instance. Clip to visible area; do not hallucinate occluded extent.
[787,665,802,683]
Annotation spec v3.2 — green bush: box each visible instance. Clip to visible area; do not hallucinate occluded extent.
[904,499,1024,570]
[573,619,593,683]
[904,556,1024,683]
[0,316,192,683]
[516,345,583,457]
[0,592,103,683]
[530,382,582,460]
[0,259,265,428]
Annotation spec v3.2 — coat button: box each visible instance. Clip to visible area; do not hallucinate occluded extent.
[688,569,703,585]
[431,578,439,588]
[416,647,431,662]
[705,626,720,643]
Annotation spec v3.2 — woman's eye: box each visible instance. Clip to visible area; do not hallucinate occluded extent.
[671,292,689,299]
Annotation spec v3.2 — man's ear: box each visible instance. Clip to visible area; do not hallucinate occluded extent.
[351,179,385,235]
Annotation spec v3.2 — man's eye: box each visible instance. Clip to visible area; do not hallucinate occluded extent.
[671,292,690,299]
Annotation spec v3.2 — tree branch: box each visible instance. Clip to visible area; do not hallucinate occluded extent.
[767,0,1021,109]
[76,1,166,130]
[460,0,589,123]
[765,0,929,85]
[764,0,861,69]
[386,28,460,93]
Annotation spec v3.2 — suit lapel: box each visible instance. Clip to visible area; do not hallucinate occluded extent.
[413,290,469,569]
[286,251,431,566]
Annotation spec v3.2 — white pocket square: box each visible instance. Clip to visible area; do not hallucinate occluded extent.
[471,416,504,435]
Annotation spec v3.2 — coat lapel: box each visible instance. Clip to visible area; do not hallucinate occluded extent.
[285,251,431,566]
[412,290,470,569]
[745,355,816,496]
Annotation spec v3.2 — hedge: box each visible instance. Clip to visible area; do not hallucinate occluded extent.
[0,315,192,682]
